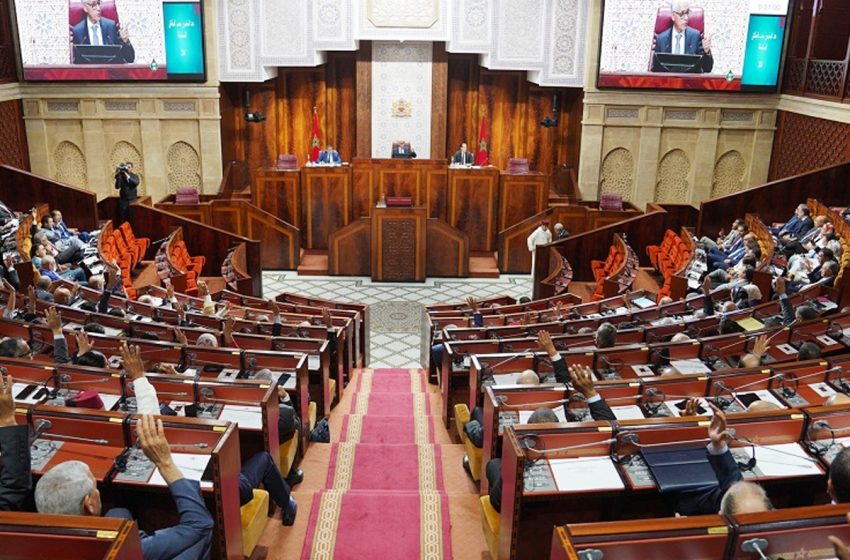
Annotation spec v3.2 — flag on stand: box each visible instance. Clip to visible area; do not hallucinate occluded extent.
[310,107,322,163]
[475,115,488,166]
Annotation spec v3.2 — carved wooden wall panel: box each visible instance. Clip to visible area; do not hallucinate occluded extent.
[769,111,850,181]
[0,100,29,169]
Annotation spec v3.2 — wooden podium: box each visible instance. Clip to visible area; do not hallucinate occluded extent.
[371,206,426,282]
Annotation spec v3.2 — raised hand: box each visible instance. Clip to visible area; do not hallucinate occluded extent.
[708,403,732,448]
[537,330,557,356]
[322,308,333,328]
[45,306,62,334]
[684,397,701,417]
[702,274,711,295]
[171,326,187,345]
[118,22,130,44]
[120,342,145,380]
[465,297,479,313]
[774,275,786,296]
[568,364,598,399]
[0,372,15,427]
[136,415,182,484]
[751,334,769,360]
[74,331,93,355]
[830,533,850,560]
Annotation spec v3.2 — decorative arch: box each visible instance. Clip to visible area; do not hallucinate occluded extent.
[110,141,145,196]
[53,141,88,189]
[654,149,691,203]
[599,147,634,201]
[711,150,747,198]
[166,141,201,194]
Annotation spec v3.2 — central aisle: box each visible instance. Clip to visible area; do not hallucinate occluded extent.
[258,368,488,560]
[300,368,451,559]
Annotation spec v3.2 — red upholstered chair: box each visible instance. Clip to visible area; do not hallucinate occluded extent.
[507,158,530,174]
[648,6,705,70]
[276,154,298,170]
[69,0,120,28]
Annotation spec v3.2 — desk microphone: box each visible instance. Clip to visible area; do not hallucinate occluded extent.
[577,550,604,560]
[740,538,770,560]
[36,423,109,445]
[169,442,210,450]
[30,418,52,443]
[479,352,535,376]
[199,387,258,407]
[775,366,842,399]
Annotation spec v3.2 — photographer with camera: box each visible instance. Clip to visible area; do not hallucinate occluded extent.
[114,162,140,224]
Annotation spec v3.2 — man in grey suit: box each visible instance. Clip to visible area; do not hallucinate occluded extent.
[654,1,713,73]
[71,0,135,64]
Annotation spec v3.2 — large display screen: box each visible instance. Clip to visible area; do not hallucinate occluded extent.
[14,0,206,82]
[597,0,791,92]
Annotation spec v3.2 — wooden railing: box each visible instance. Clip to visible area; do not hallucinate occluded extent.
[218,160,252,199]
[154,196,300,270]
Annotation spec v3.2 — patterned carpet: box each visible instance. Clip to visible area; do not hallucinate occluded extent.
[262,273,533,368]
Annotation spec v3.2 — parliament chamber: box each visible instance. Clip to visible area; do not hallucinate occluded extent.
[2,1,850,560]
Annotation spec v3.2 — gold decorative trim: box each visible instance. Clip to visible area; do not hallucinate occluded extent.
[417,444,438,492]
[308,490,345,560]
[345,413,364,443]
[331,443,357,490]
[419,491,444,559]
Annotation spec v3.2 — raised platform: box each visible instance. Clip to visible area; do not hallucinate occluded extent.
[295,249,501,279]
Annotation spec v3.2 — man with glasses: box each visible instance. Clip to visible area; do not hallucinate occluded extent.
[71,0,135,64]
[654,1,713,73]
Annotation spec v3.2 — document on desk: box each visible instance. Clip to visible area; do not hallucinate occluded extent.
[810,382,837,398]
[308,355,321,370]
[218,405,263,430]
[519,406,566,424]
[610,405,646,420]
[99,393,121,411]
[739,443,821,477]
[149,453,213,489]
[492,373,522,386]
[548,456,625,492]
[671,359,712,375]
[13,383,43,404]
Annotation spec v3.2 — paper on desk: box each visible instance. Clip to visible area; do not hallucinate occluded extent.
[776,344,798,355]
[631,365,656,378]
[492,373,522,386]
[610,405,645,420]
[810,382,837,398]
[548,456,625,492]
[519,406,566,424]
[671,359,712,375]
[750,390,785,408]
[736,317,765,332]
[308,355,321,369]
[218,405,263,430]
[632,297,656,309]
[12,383,42,404]
[149,453,213,489]
[100,393,121,411]
[737,443,821,477]
[168,401,192,416]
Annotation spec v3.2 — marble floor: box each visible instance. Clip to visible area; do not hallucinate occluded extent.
[261,272,533,368]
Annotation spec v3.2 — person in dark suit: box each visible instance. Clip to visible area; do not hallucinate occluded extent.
[677,404,772,516]
[654,1,713,73]
[36,415,213,560]
[71,0,135,64]
[391,142,416,159]
[316,144,341,165]
[0,372,31,511]
[114,162,140,224]
[451,142,474,165]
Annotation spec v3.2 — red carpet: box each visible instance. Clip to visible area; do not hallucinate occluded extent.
[339,414,435,444]
[300,368,453,559]
[301,490,452,560]
[349,391,431,416]
[326,443,444,491]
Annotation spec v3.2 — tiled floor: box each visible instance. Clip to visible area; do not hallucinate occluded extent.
[262,272,533,368]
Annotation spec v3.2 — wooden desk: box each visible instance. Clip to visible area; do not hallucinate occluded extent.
[254,167,302,228]
[0,512,143,560]
[300,166,353,249]
[498,171,547,232]
[447,167,500,251]
[351,158,448,219]
[371,206,427,282]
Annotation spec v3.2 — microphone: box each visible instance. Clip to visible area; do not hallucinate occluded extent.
[35,423,109,445]
[577,550,604,560]
[30,418,52,443]
[826,322,845,341]
[774,366,842,399]
[198,387,258,406]
[169,442,210,450]
[597,356,623,381]
[479,352,535,376]
[639,387,666,417]
[740,538,770,559]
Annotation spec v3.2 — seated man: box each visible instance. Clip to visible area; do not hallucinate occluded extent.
[653,1,714,73]
[391,141,416,159]
[777,204,815,242]
[0,371,31,511]
[774,276,819,325]
[40,255,87,285]
[239,451,298,526]
[0,307,69,363]
[35,415,214,559]
[700,218,745,252]
[71,0,135,64]
[451,142,474,166]
[677,404,773,516]
[254,368,304,486]
[486,407,560,513]
[316,144,341,165]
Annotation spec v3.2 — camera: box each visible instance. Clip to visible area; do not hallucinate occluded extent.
[115,163,129,176]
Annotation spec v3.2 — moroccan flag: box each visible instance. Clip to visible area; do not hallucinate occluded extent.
[475,115,489,166]
[310,108,321,163]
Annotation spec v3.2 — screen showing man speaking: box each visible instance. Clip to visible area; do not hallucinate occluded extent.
[15,0,206,82]
[597,0,790,92]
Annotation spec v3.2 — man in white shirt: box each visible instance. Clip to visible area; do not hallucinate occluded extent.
[526,220,552,273]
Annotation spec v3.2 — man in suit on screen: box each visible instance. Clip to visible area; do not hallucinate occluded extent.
[71,0,135,64]
[654,1,713,73]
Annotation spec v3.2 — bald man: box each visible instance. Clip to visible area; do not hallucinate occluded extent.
[654,1,714,73]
